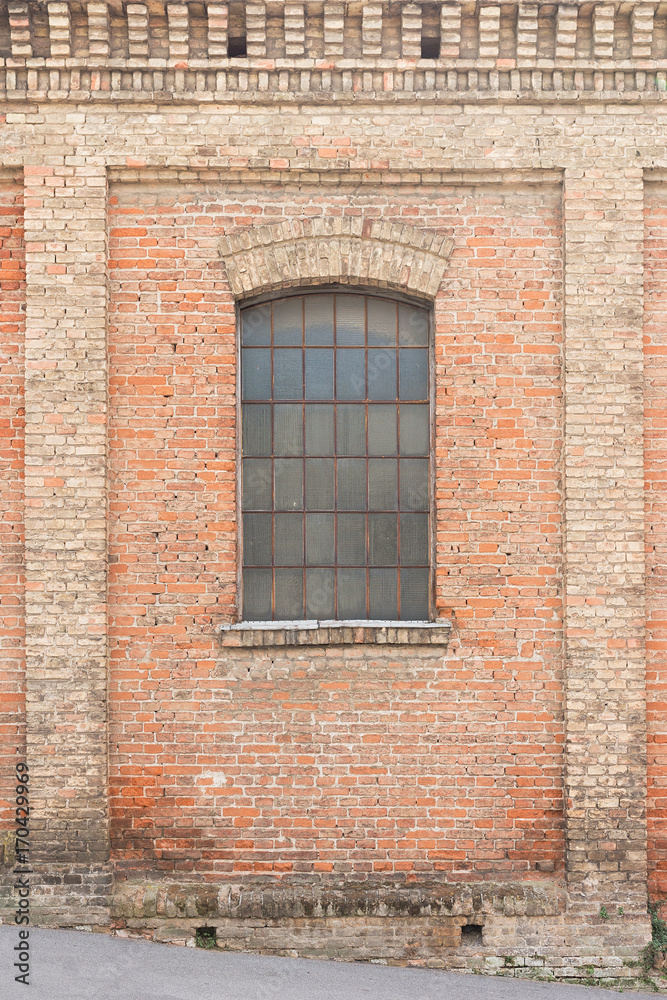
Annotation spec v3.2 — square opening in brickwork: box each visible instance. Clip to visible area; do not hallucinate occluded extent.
[228,0,247,57]
[195,926,217,949]
[421,36,441,58]
[460,923,483,947]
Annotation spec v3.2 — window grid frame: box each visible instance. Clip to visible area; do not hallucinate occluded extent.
[237,287,434,623]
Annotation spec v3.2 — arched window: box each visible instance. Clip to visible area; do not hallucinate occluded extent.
[240,290,431,621]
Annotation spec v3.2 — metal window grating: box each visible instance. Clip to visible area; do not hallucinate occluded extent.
[240,291,431,621]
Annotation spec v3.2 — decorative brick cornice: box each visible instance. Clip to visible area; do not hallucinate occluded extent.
[218,218,454,300]
[1,1,667,103]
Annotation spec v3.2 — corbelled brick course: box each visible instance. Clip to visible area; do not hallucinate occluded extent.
[0,0,664,984]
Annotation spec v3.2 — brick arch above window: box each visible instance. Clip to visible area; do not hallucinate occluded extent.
[218,218,454,300]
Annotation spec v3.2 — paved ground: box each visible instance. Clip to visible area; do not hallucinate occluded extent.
[0,927,662,1000]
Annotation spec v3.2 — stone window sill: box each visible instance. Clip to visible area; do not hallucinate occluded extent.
[217,619,452,648]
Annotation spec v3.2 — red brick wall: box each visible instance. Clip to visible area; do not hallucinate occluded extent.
[0,178,25,835]
[107,181,565,881]
[644,186,667,900]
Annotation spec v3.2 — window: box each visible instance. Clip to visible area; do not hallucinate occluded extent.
[240,290,431,621]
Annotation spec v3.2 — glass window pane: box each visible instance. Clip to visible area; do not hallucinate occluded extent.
[275,459,303,510]
[399,404,429,457]
[400,513,429,565]
[367,349,397,400]
[273,404,303,456]
[367,298,396,346]
[243,568,272,619]
[275,568,304,619]
[399,304,428,346]
[305,404,334,455]
[242,404,271,456]
[243,458,272,510]
[337,513,366,566]
[400,568,429,620]
[242,348,271,400]
[305,348,334,400]
[273,297,303,346]
[273,349,303,399]
[305,567,335,619]
[305,294,334,345]
[369,513,398,566]
[306,513,335,566]
[336,404,365,455]
[336,568,367,619]
[369,568,398,619]
[335,294,365,346]
[368,459,398,511]
[336,349,365,400]
[305,458,334,510]
[243,513,272,566]
[242,304,271,346]
[399,459,429,511]
[368,404,397,456]
[399,348,428,400]
[275,513,304,566]
[337,458,366,510]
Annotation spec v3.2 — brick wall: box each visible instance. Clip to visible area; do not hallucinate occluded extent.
[644,183,667,903]
[0,174,24,846]
[107,180,565,880]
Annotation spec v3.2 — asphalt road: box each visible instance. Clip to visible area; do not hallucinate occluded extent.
[0,926,662,1000]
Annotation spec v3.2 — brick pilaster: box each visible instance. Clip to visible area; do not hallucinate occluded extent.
[562,168,648,911]
[23,162,110,922]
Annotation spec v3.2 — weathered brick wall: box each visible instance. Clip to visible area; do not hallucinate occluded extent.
[107,179,564,881]
[0,172,24,847]
[644,181,667,904]
[0,0,665,978]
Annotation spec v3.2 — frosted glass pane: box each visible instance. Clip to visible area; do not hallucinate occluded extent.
[306,513,335,566]
[337,513,366,566]
[242,304,271,346]
[273,349,303,399]
[369,568,398,619]
[337,458,366,510]
[243,569,272,619]
[273,297,303,346]
[242,458,272,510]
[274,459,303,510]
[305,294,334,345]
[337,569,366,619]
[369,513,398,566]
[398,304,428,346]
[399,348,428,400]
[400,513,429,565]
[275,568,304,619]
[336,405,365,455]
[336,349,365,399]
[274,513,304,566]
[305,404,334,455]
[305,568,335,619]
[367,349,397,400]
[242,404,271,456]
[399,459,429,511]
[242,348,271,400]
[305,458,334,510]
[274,404,303,456]
[368,405,397,456]
[400,568,429,620]
[399,404,429,457]
[367,298,396,346]
[243,513,272,566]
[368,459,398,510]
[335,294,365,346]
[305,348,334,399]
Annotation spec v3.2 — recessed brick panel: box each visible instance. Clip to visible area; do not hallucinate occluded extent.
[108,181,565,880]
